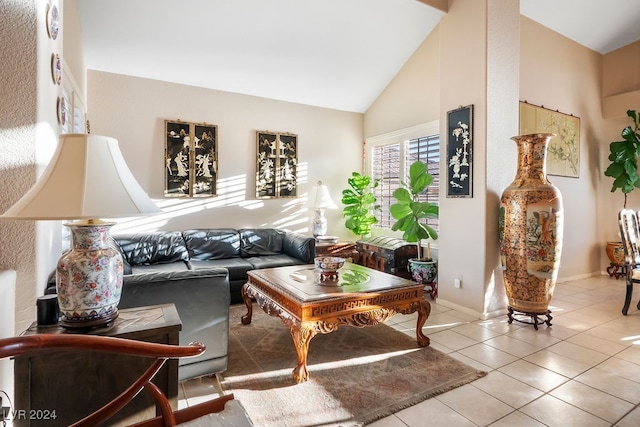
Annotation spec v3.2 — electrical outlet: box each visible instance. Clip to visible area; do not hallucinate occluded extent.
[454,277,462,288]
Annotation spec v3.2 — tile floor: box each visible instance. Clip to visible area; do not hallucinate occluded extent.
[179,275,640,426]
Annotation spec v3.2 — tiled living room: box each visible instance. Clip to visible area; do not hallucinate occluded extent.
[181,275,640,426]
[2,0,640,426]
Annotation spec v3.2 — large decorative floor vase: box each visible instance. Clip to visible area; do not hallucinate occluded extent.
[499,133,563,314]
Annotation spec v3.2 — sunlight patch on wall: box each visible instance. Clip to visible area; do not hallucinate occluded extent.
[112,166,311,234]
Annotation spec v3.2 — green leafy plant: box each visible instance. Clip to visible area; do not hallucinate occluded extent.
[390,161,439,260]
[605,109,640,208]
[341,172,379,238]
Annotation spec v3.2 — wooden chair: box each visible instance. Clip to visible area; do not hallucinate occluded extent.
[617,209,640,315]
[0,334,242,426]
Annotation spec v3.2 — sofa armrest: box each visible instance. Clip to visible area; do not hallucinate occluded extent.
[283,232,316,263]
[118,268,230,380]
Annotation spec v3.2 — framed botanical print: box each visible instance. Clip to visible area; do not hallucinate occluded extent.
[519,101,580,178]
[446,104,474,198]
[164,120,218,197]
[256,131,298,198]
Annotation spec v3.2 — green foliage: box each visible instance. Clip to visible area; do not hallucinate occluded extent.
[390,161,439,259]
[604,110,640,207]
[341,172,379,238]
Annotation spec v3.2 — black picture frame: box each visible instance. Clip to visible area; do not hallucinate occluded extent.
[164,120,218,197]
[256,131,298,198]
[165,120,191,197]
[446,105,474,198]
[278,133,297,198]
[256,131,278,198]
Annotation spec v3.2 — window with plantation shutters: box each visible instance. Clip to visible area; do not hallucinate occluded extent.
[371,143,401,229]
[406,135,439,231]
[368,123,440,232]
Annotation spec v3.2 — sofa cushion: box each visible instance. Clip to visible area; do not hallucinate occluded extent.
[114,231,189,266]
[190,259,254,281]
[246,254,307,270]
[183,229,240,260]
[239,228,285,257]
[130,262,191,274]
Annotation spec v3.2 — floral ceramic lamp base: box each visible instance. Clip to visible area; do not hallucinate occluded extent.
[56,221,124,329]
[311,208,327,238]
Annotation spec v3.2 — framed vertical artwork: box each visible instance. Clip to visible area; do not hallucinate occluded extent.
[256,131,298,198]
[519,101,580,178]
[278,133,298,197]
[446,105,474,197]
[164,120,218,197]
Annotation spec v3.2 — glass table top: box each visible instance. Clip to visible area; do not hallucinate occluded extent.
[248,262,418,303]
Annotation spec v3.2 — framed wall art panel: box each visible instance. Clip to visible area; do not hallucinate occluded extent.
[165,120,191,197]
[256,131,298,198]
[278,133,297,198]
[164,120,218,197]
[193,124,218,197]
[256,131,278,198]
[446,104,473,198]
[519,101,580,178]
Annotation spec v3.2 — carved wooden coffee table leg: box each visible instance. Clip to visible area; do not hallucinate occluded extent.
[240,283,253,325]
[290,322,318,383]
[415,299,431,347]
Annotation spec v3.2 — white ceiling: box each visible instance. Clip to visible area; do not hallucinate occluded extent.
[77,0,640,113]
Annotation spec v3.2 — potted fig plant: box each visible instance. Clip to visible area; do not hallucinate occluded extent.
[390,160,439,284]
[604,109,640,275]
[341,172,380,239]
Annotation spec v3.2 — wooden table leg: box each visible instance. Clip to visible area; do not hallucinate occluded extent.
[415,299,431,347]
[290,322,318,383]
[240,283,253,325]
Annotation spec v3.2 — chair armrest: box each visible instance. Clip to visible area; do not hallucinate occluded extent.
[0,335,206,427]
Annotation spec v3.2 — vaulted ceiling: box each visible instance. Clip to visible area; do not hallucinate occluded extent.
[77,0,640,113]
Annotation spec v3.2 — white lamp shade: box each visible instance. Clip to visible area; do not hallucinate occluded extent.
[306,181,337,210]
[2,134,160,220]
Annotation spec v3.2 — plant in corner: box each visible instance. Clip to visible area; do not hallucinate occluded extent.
[341,172,379,239]
[604,109,640,274]
[390,160,439,284]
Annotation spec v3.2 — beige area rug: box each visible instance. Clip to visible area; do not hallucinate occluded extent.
[220,304,486,427]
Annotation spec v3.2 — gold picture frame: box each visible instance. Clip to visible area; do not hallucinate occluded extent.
[519,101,580,178]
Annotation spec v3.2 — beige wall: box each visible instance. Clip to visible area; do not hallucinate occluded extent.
[364,1,605,316]
[520,16,603,279]
[364,27,440,138]
[0,0,62,336]
[600,42,640,267]
[87,71,363,237]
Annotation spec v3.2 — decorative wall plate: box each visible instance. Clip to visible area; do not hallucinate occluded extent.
[46,3,59,40]
[56,96,66,125]
[50,53,62,85]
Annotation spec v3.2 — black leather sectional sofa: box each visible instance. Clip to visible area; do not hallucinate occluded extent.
[111,228,316,380]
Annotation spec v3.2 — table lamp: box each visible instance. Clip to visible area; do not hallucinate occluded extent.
[1,134,161,329]
[306,180,337,238]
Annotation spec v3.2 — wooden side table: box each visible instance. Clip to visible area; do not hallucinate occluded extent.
[14,304,181,427]
[315,241,357,260]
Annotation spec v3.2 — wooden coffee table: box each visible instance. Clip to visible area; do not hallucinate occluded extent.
[241,262,431,383]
